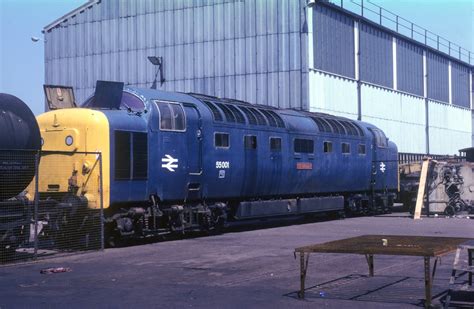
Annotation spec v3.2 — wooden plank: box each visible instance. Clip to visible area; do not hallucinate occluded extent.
[414,159,430,220]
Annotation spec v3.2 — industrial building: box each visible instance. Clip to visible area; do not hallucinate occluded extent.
[43,0,473,155]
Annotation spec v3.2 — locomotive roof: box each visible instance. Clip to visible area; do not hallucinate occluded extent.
[125,87,367,137]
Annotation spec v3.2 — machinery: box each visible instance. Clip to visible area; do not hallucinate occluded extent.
[399,157,474,216]
[31,81,398,244]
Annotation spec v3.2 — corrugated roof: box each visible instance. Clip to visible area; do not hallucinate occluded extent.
[43,0,100,33]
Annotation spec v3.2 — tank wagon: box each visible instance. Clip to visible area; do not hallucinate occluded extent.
[33,81,398,244]
[0,93,41,254]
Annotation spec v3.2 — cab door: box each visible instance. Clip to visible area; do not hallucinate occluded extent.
[242,135,258,197]
[369,128,389,191]
[183,104,202,200]
[268,136,283,194]
[183,104,202,175]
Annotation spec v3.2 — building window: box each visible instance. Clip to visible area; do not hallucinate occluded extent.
[294,138,314,154]
[323,141,333,153]
[215,133,230,148]
[342,142,351,154]
[270,137,282,151]
[358,144,366,155]
[244,135,257,149]
[155,101,186,131]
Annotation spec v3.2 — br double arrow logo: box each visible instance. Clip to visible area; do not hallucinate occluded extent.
[161,154,178,172]
[379,162,386,173]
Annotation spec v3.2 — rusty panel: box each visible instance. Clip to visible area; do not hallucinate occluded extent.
[295,235,472,257]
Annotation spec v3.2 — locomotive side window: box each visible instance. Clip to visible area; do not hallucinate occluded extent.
[270,137,282,151]
[244,135,257,149]
[341,142,351,154]
[323,141,333,153]
[294,138,314,154]
[155,101,186,131]
[215,133,230,148]
[358,144,366,155]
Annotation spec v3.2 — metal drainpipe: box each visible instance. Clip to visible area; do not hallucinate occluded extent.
[356,20,362,121]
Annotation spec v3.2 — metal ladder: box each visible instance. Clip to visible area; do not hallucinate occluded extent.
[444,241,474,308]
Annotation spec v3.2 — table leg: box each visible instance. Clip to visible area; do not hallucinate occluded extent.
[432,257,439,280]
[365,254,374,277]
[298,253,309,299]
[424,256,431,309]
[469,249,473,286]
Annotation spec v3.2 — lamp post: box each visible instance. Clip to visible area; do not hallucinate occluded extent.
[148,56,165,89]
[31,36,46,43]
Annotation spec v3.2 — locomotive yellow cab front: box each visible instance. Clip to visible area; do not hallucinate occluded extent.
[27,108,110,210]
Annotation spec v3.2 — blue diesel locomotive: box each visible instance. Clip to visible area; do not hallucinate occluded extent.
[36,82,398,242]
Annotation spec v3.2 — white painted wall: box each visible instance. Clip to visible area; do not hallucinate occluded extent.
[361,84,426,153]
[428,100,471,154]
[308,70,358,119]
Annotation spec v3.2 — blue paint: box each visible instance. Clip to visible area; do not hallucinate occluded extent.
[397,39,423,96]
[102,87,398,206]
[427,51,449,102]
[360,23,393,88]
[313,5,355,78]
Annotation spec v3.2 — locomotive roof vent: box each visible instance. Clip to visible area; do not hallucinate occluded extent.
[91,80,124,110]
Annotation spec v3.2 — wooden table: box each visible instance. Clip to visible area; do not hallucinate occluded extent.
[294,235,473,308]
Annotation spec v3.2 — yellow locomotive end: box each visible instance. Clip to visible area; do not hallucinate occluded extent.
[27,108,110,209]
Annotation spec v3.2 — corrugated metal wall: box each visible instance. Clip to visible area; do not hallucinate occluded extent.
[44,1,473,154]
[308,71,358,119]
[361,84,426,153]
[426,51,449,103]
[312,5,354,78]
[307,3,473,154]
[451,61,470,108]
[359,23,393,88]
[428,100,471,154]
[44,0,308,109]
[396,38,423,96]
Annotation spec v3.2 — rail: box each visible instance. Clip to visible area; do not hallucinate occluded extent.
[398,152,466,165]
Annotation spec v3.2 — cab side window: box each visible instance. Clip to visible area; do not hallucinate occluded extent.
[370,128,387,148]
[155,101,186,131]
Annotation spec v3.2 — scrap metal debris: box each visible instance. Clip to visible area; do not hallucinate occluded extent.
[40,267,72,274]
[399,157,474,216]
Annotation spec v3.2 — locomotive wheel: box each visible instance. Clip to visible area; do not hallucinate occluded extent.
[444,205,455,216]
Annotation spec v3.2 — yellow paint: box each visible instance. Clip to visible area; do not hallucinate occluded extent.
[26,108,110,209]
